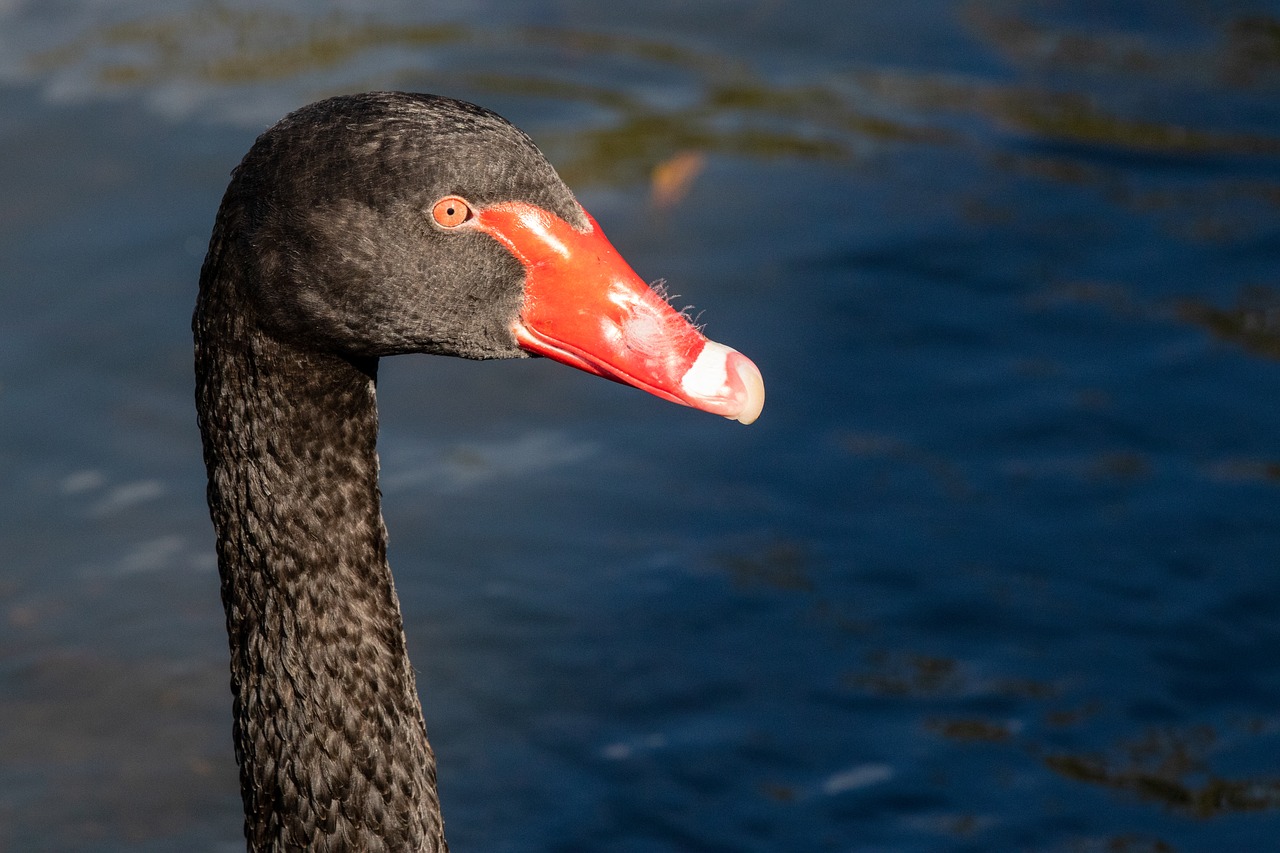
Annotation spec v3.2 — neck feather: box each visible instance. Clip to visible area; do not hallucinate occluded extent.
[195,283,447,852]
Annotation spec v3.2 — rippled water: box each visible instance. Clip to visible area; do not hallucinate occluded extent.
[3,1,1280,850]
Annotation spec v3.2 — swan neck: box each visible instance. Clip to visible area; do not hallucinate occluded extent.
[195,309,447,851]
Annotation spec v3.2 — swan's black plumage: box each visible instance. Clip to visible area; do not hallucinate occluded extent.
[194,92,594,852]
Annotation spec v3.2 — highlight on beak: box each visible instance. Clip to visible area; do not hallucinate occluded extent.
[468,201,765,424]
[680,341,765,425]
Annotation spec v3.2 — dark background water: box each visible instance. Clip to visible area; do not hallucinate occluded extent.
[3,1,1280,850]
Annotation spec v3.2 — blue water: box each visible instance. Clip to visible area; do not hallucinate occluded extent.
[3,1,1280,850]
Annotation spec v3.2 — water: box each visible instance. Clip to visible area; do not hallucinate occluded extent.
[3,1,1280,850]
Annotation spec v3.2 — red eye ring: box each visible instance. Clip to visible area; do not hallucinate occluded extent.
[432,195,473,228]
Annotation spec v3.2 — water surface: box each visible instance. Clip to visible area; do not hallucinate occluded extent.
[3,1,1280,850]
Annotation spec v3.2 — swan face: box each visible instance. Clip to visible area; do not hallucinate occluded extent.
[214,93,572,361]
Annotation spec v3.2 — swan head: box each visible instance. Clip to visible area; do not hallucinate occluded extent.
[210,91,763,424]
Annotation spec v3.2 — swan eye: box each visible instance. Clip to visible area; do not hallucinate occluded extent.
[432,196,473,228]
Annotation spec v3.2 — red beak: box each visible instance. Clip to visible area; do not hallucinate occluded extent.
[469,202,765,424]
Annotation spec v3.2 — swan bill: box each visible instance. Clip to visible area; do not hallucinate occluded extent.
[465,200,766,423]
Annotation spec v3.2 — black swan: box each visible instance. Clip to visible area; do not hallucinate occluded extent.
[194,92,764,851]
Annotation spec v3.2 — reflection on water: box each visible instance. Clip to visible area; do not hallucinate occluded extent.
[1181,286,1280,361]
[17,2,1280,186]
[718,540,813,592]
[848,650,1056,701]
[1046,726,1280,818]
[968,2,1280,91]
[23,10,920,179]
[31,11,468,87]
[5,0,1280,850]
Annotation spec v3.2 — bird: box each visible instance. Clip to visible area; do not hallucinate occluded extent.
[194,91,764,852]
